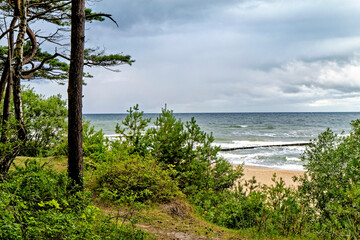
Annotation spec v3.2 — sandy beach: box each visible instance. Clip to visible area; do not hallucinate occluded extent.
[241,165,305,187]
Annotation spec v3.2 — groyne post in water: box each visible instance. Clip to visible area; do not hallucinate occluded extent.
[220,143,310,152]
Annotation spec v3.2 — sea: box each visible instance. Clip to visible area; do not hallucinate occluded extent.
[83,112,360,171]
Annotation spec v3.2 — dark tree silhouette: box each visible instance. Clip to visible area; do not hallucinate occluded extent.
[67,0,85,188]
[0,0,134,176]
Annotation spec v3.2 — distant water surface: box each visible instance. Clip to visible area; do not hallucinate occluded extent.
[84,112,360,170]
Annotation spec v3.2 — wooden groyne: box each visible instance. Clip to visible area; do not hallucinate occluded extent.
[220,142,310,152]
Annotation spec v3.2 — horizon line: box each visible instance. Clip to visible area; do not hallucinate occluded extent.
[83,111,360,115]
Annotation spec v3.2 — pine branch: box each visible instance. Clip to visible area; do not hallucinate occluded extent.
[21,52,70,77]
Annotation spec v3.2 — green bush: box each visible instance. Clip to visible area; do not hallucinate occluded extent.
[0,118,22,173]
[1,86,66,173]
[82,121,111,162]
[94,155,181,203]
[191,187,266,229]
[296,120,360,239]
[115,104,151,156]
[261,175,308,236]
[151,108,242,195]
[20,87,67,157]
[190,174,312,238]
[116,105,243,196]
[54,121,111,164]
[190,120,360,238]
[0,159,148,239]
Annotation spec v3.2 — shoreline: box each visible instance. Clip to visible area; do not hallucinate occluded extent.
[241,165,305,187]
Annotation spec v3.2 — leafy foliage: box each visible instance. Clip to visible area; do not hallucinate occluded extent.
[84,48,135,67]
[115,104,151,156]
[82,121,111,162]
[296,120,360,239]
[116,105,243,196]
[54,121,112,164]
[20,87,67,157]
[94,155,181,204]
[190,175,310,237]
[1,87,67,170]
[4,98,360,239]
[0,119,22,173]
[190,119,360,239]
[0,159,148,239]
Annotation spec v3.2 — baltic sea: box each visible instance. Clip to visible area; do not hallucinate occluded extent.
[84,112,360,170]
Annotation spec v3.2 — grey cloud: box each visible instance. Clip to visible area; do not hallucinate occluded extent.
[89,0,360,67]
[90,0,240,31]
[31,0,360,112]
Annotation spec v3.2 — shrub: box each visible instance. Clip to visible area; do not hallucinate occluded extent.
[191,187,267,230]
[150,108,243,195]
[0,159,148,239]
[94,155,181,203]
[190,174,312,238]
[261,175,307,236]
[20,87,67,157]
[54,121,111,164]
[116,105,243,196]
[0,119,22,174]
[115,104,151,156]
[296,119,360,239]
[82,121,111,162]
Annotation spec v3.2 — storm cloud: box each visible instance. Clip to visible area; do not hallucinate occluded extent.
[31,0,360,112]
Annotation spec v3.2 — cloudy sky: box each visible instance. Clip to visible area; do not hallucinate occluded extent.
[30,0,360,113]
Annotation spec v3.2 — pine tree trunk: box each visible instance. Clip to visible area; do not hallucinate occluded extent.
[1,74,13,142]
[0,61,10,104]
[0,17,16,111]
[0,5,23,176]
[67,0,85,188]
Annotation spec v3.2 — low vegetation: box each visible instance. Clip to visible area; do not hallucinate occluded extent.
[1,90,360,239]
[0,160,147,240]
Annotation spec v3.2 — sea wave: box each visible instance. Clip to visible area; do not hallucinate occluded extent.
[104,134,120,140]
[229,125,250,128]
[217,141,306,170]
[214,140,308,149]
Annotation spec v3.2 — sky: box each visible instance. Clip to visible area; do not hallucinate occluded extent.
[29,0,360,113]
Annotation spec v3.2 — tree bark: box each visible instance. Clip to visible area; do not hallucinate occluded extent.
[67,0,85,188]
[23,26,38,65]
[0,2,23,175]
[1,73,13,142]
[0,61,10,104]
[0,147,21,175]
[0,17,16,105]
[12,0,27,142]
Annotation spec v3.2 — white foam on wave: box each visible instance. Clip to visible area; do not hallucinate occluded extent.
[219,151,276,159]
[267,164,305,171]
[263,133,277,137]
[217,140,306,171]
[104,134,120,141]
[215,140,308,149]
[286,157,302,162]
[338,133,350,138]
